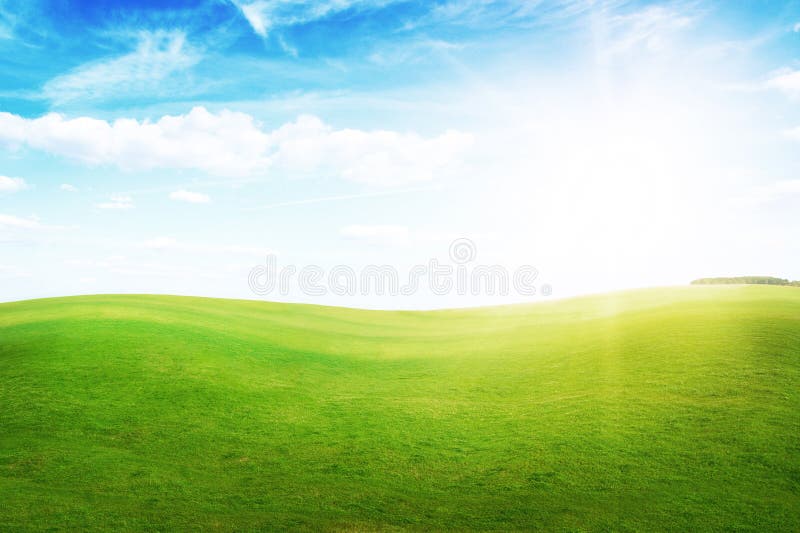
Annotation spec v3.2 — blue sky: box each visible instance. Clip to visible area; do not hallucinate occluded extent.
[1,0,800,307]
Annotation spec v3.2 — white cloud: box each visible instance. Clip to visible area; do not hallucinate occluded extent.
[0,175,27,193]
[42,30,200,104]
[0,214,64,237]
[340,224,410,246]
[0,107,472,185]
[169,189,210,204]
[794,22,800,32]
[269,115,473,185]
[0,213,42,229]
[143,236,272,256]
[143,236,177,250]
[233,0,269,36]
[0,107,271,177]
[765,68,800,95]
[60,183,78,192]
[95,194,134,210]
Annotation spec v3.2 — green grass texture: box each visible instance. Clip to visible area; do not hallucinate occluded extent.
[1,285,798,531]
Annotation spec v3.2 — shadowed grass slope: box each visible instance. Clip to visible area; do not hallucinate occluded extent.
[1,285,799,531]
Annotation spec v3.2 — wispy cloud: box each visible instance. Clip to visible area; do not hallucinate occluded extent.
[0,213,64,231]
[0,0,17,40]
[230,0,269,37]
[142,236,272,256]
[0,213,44,229]
[368,38,465,66]
[42,30,201,104]
[242,185,443,211]
[592,4,695,64]
[408,0,621,32]
[0,20,11,40]
[65,256,127,269]
[229,0,398,37]
[169,189,211,204]
[0,175,27,193]
[340,224,410,246]
[95,194,134,210]
[60,183,78,192]
[765,68,800,96]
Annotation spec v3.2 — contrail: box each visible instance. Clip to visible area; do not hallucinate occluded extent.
[241,185,444,211]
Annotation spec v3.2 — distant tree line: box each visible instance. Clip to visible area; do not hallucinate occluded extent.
[691,276,800,286]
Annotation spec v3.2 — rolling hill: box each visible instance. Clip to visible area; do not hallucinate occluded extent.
[1,286,798,531]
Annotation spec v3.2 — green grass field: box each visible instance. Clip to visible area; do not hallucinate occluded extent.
[1,285,799,531]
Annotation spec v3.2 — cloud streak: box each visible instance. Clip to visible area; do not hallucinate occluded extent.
[0,214,44,229]
[340,224,410,246]
[0,213,64,231]
[142,236,272,256]
[169,189,211,203]
[241,185,443,211]
[96,194,134,210]
[229,0,398,37]
[42,30,201,104]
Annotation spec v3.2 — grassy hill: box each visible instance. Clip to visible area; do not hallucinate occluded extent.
[1,286,798,531]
